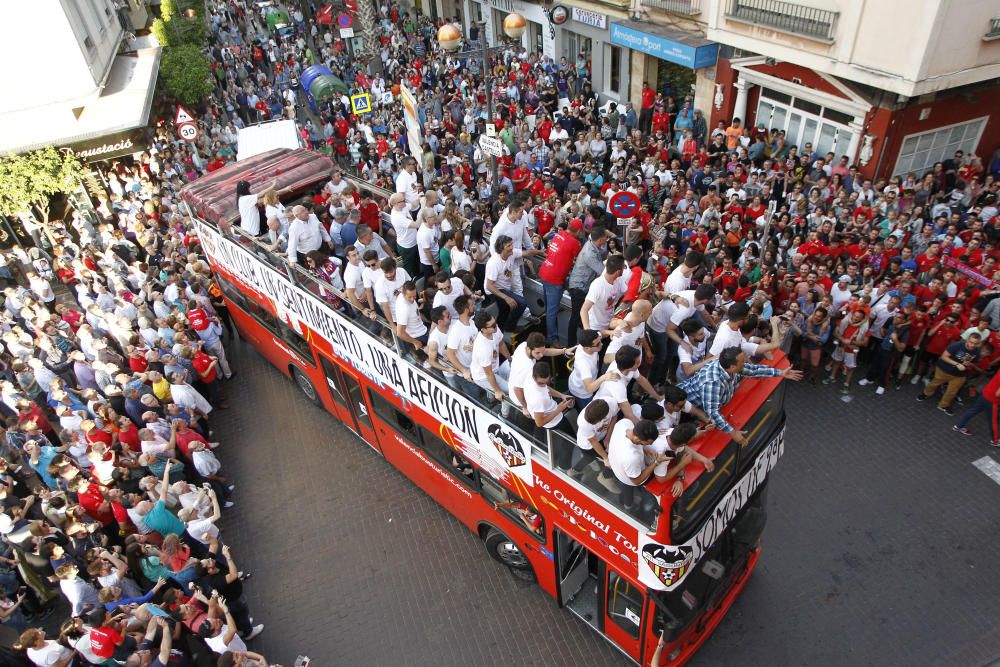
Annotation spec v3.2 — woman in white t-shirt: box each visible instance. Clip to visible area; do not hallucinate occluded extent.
[262,189,289,231]
[17,628,74,667]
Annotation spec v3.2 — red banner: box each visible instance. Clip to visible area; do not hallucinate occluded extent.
[942,254,994,288]
[316,3,334,24]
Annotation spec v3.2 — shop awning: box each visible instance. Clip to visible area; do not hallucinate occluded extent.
[0,44,160,157]
[610,20,718,69]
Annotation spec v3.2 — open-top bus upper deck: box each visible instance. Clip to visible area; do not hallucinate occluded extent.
[180,148,788,598]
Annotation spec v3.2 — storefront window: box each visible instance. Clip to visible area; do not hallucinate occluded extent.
[757,91,852,157]
[610,45,622,94]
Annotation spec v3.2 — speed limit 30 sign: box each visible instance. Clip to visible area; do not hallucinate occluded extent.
[178,123,199,142]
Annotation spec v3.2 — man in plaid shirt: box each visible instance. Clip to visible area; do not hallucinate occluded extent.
[679,347,802,446]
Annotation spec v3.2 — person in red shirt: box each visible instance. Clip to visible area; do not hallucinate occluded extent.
[713,257,740,293]
[117,416,141,453]
[16,400,56,443]
[69,477,115,527]
[915,243,942,274]
[954,366,1000,445]
[533,204,555,238]
[916,311,963,382]
[191,344,223,406]
[511,165,530,192]
[538,220,584,343]
[640,81,656,134]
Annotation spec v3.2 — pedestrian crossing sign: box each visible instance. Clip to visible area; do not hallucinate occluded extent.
[351,93,372,115]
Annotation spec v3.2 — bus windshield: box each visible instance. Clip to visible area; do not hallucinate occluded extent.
[670,382,786,543]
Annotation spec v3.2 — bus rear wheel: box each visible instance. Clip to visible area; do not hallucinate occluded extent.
[484,529,534,580]
[291,367,319,405]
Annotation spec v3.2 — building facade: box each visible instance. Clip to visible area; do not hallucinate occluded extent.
[0,0,159,160]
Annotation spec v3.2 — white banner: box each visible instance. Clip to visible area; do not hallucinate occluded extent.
[637,429,784,591]
[399,83,424,164]
[196,222,534,487]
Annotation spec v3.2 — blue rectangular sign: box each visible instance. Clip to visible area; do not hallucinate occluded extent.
[609,23,718,69]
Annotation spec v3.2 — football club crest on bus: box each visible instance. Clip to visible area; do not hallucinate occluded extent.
[642,544,693,587]
[488,424,526,468]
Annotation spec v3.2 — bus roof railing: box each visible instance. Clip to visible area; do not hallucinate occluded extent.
[192,212,661,530]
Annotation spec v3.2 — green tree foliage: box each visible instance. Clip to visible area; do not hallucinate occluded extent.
[0,147,84,221]
[160,45,213,106]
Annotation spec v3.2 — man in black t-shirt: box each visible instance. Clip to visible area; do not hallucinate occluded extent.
[920,332,982,414]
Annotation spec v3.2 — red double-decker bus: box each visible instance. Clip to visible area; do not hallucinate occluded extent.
[180,149,788,665]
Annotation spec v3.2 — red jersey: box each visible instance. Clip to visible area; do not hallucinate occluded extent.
[118,422,140,453]
[925,322,962,355]
[77,483,114,526]
[174,428,208,459]
[192,350,218,383]
[537,231,581,285]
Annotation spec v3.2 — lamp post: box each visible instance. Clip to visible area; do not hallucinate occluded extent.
[437,14,525,195]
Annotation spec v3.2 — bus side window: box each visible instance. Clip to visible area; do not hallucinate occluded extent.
[367,390,419,442]
[480,475,545,540]
[607,572,643,639]
[418,426,476,487]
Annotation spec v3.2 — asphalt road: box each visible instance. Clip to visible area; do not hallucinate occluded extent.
[214,339,1000,666]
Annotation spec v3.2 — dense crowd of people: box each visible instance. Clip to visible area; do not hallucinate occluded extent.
[4,0,1000,662]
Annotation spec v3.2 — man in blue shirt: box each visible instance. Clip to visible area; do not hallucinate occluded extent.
[679,347,801,446]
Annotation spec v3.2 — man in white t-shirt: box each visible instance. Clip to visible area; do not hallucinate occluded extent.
[389,193,420,276]
[709,302,784,358]
[374,257,411,325]
[342,246,376,319]
[485,235,529,330]
[416,212,442,280]
[508,332,572,412]
[604,300,651,365]
[581,254,626,336]
[431,272,469,318]
[446,295,480,398]
[426,306,457,385]
[568,330,618,405]
[638,417,709,497]
[524,362,575,434]
[663,251,703,295]
[395,159,420,212]
[563,398,617,480]
[607,418,666,509]
[471,311,510,404]
[594,346,664,423]
[675,320,711,381]
[395,282,428,358]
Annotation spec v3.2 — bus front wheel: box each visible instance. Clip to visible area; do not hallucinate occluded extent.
[291,367,319,405]
[484,529,535,580]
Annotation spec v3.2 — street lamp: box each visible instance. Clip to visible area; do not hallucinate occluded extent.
[437,13,525,195]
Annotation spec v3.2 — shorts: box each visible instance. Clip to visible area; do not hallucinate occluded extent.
[831,345,857,368]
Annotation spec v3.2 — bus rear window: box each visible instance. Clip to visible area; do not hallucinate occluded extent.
[671,441,738,542]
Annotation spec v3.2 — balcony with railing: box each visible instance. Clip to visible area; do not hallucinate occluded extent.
[725,0,838,43]
[639,0,701,15]
[985,17,1000,40]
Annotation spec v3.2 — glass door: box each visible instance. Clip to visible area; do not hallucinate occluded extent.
[604,568,646,662]
[320,355,382,454]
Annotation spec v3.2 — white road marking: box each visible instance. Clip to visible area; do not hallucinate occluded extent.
[972,456,1000,486]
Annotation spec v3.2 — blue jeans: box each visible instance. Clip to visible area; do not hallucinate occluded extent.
[496,288,527,330]
[648,329,672,385]
[542,280,564,343]
[956,394,1000,440]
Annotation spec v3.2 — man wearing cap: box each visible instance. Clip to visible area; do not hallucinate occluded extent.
[830,274,854,310]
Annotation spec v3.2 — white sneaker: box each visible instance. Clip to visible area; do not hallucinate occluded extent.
[857,378,871,386]
[910,374,921,385]
[875,386,885,395]
[245,624,264,641]
[923,377,931,386]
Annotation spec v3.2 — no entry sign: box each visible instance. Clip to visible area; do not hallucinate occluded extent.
[609,191,640,218]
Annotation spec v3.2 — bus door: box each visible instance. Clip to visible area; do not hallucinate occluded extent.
[319,355,381,455]
[555,529,647,663]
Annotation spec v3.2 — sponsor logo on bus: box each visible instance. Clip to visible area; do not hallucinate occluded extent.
[641,544,693,587]
[488,424,526,468]
[637,428,784,590]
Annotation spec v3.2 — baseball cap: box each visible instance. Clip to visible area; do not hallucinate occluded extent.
[839,275,850,282]
[569,219,583,231]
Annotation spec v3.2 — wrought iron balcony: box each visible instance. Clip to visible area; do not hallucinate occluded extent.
[639,0,701,15]
[985,17,1000,40]
[726,0,838,42]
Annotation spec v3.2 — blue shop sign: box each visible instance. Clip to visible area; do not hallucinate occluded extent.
[610,23,719,69]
